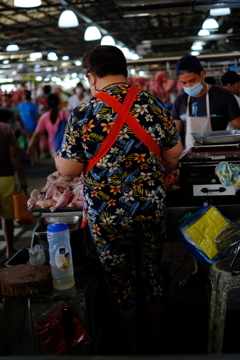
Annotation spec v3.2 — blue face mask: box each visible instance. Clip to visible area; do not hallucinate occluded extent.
[183,81,203,97]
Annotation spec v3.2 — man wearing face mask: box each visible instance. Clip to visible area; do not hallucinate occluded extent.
[172,55,240,148]
[67,82,90,111]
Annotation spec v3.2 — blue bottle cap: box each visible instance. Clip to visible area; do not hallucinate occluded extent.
[47,222,68,232]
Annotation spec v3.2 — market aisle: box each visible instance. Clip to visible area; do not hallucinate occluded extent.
[0,155,56,262]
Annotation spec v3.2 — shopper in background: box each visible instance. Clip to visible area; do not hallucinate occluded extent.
[55,45,182,354]
[221,70,240,106]
[1,93,25,138]
[18,90,40,164]
[66,82,90,111]
[27,93,70,157]
[36,84,52,115]
[172,55,240,148]
[221,70,240,130]
[18,90,39,132]
[0,108,28,259]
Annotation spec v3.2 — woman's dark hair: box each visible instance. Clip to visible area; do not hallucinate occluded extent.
[82,45,128,78]
[47,93,59,124]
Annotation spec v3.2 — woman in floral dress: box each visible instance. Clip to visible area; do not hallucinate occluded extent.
[55,45,183,353]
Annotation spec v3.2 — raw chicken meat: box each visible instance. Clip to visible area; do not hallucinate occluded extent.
[27,170,85,212]
[30,189,41,198]
[50,190,74,212]
[27,197,38,208]
[36,199,56,208]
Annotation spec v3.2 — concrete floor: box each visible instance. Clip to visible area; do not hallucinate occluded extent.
[0,156,240,356]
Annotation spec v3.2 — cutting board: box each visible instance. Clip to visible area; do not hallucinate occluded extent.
[0,264,53,296]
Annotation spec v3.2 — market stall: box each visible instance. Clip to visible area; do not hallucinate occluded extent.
[0,168,103,356]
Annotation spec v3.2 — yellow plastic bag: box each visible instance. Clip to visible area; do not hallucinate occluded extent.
[186,207,229,259]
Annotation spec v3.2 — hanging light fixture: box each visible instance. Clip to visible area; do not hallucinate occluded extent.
[47,52,58,61]
[58,10,79,28]
[210,8,231,16]
[30,52,42,59]
[191,51,200,56]
[100,35,115,46]
[202,18,219,30]
[191,43,203,51]
[84,26,101,41]
[14,0,41,7]
[6,44,19,51]
[198,29,210,36]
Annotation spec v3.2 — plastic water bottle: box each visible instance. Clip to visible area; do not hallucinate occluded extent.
[47,222,75,290]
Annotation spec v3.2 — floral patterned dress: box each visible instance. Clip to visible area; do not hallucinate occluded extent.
[59,84,180,312]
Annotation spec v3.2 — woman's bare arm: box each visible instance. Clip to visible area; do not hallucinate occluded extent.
[161,141,183,175]
[54,155,85,177]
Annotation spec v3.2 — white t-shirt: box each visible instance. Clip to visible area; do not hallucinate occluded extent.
[67,93,90,111]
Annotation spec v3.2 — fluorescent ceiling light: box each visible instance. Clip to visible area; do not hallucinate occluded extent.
[210,8,231,16]
[62,55,70,61]
[202,18,219,29]
[191,51,200,56]
[14,0,41,7]
[74,60,82,66]
[3,60,9,64]
[6,44,19,51]
[47,52,58,61]
[198,29,210,36]
[100,36,115,46]
[58,10,79,28]
[84,26,101,41]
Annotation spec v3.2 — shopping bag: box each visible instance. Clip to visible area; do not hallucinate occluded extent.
[54,111,67,151]
[34,302,90,355]
[178,205,231,264]
[13,191,34,226]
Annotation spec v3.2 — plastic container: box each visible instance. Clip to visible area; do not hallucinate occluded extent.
[33,214,87,267]
[47,222,75,290]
